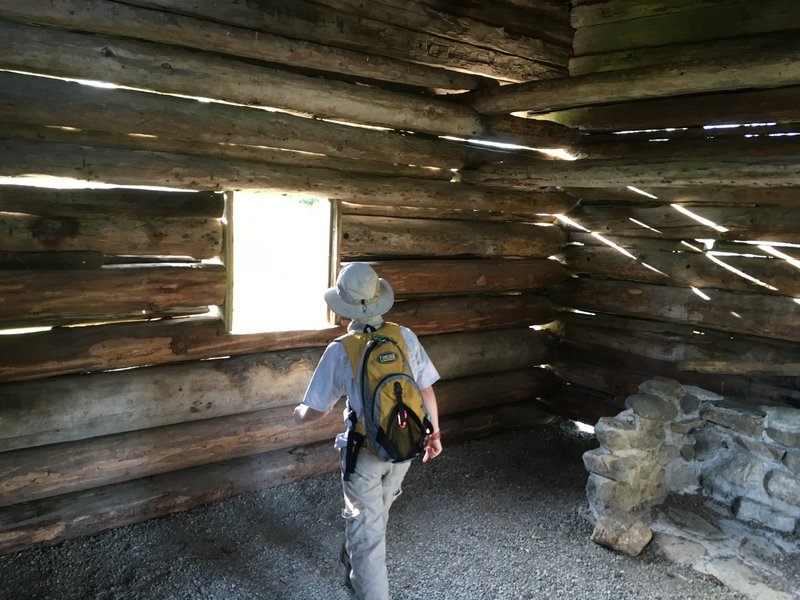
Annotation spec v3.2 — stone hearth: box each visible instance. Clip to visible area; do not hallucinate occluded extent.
[582,377,800,600]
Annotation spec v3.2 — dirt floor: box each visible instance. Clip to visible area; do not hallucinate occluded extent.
[0,423,763,600]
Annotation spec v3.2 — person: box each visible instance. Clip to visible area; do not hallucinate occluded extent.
[293,262,443,600]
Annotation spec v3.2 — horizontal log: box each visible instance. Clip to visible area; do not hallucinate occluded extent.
[0,369,557,506]
[0,318,341,382]
[0,328,550,450]
[387,294,557,335]
[467,43,800,115]
[0,348,324,452]
[540,384,623,424]
[564,244,800,296]
[570,0,773,28]
[535,85,800,132]
[0,21,575,148]
[401,398,557,445]
[0,399,555,555]
[120,0,560,82]
[306,0,570,65]
[0,439,339,556]
[548,278,800,342]
[0,183,223,218]
[572,0,800,56]
[571,30,800,78]
[0,294,555,381]
[0,139,566,208]
[558,310,800,367]
[341,215,566,259]
[0,71,507,172]
[2,123,453,183]
[0,251,103,270]
[462,155,800,188]
[421,330,552,380]
[0,403,344,507]
[572,204,800,243]
[555,341,800,407]
[0,211,222,258]
[563,186,800,207]
[0,265,226,327]
[579,135,800,162]
[436,368,560,416]
[678,361,800,376]
[341,204,564,223]
[0,0,490,92]
[368,258,568,296]
[421,0,573,47]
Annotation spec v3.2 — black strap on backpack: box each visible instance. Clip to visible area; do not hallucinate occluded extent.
[343,416,364,482]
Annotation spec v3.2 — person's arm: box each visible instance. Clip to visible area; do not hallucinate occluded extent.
[293,404,328,424]
[421,385,442,463]
[293,342,344,425]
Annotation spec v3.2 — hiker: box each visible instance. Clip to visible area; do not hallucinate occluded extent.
[293,262,443,600]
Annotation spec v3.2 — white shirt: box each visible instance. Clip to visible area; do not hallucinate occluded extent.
[302,323,440,448]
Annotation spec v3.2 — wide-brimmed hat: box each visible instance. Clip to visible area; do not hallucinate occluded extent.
[324,262,394,320]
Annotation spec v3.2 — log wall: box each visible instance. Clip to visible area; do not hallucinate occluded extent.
[528,0,800,424]
[0,1,571,554]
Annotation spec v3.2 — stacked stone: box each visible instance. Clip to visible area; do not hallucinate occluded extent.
[582,376,800,554]
[699,402,800,533]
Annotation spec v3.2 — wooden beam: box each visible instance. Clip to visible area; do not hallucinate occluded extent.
[0,71,508,172]
[1,123,454,183]
[572,0,800,56]
[0,139,570,203]
[0,0,490,92]
[118,0,561,82]
[0,211,222,257]
[548,278,800,342]
[341,214,566,259]
[341,203,560,223]
[0,372,556,506]
[0,440,339,556]
[0,251,103,270]
[368,258,568,296]
[0,329,552,451]
[461,155,800,188]
[435,367,560,415]
[570,204,800,243]
[0,185,223,218]
[678,361,800,375]
[467,44,800,115]
[578,135,800,161]
[0,294,556,381]
[563,243,800,297]
[563,186,800,207]
[0,21,575,148]
[0,399,554,556]
[533,86,800,132]
[0,265,227,327]
[559,310,800,367]
[556,340,800,407]
[570,30,800,76]
[305,0,570,65]
[0,403,344,506]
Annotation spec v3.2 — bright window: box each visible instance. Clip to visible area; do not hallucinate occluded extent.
[228,192,334,333]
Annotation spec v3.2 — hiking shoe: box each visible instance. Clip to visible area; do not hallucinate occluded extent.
[339,544,353,591]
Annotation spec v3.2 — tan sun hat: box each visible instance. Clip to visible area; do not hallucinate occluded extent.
[324,262,394,320]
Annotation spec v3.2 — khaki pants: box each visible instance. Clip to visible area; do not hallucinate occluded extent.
[341,448,411,600]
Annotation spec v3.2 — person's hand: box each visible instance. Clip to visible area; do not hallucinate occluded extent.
[293,404,308,425]
[422,433,442,463]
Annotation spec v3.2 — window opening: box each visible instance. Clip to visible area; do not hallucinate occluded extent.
[227,192,334,333]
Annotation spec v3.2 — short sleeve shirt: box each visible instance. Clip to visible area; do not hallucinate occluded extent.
[301,324,439,448]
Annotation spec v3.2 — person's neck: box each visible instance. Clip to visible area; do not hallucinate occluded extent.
[348,316,384,333]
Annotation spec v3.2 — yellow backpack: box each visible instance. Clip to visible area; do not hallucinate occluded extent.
[338,322,432,473]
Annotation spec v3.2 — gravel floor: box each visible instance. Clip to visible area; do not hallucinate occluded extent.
[0,424,749,600]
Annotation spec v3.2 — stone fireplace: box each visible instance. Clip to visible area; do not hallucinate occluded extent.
[583,377,800,599]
